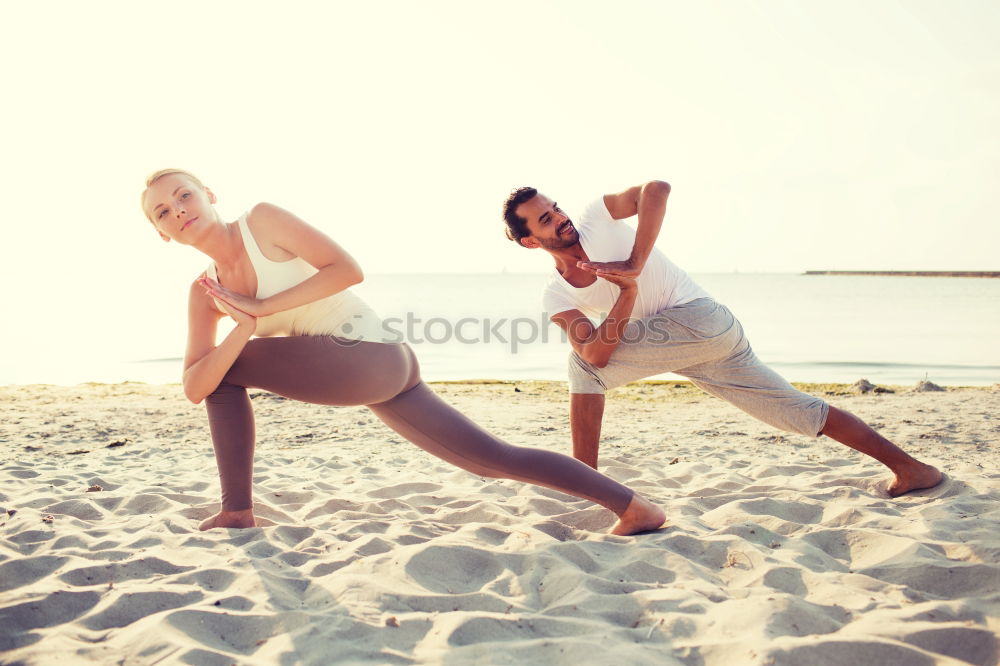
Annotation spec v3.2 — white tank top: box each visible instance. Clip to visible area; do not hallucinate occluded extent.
[206,214,389,342]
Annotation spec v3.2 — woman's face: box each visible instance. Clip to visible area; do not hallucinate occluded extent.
[144,173,216,243]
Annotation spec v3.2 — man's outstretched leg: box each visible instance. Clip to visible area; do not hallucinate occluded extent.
[684,346,943,497]
[571,393,605,468]
[820,406,942,496]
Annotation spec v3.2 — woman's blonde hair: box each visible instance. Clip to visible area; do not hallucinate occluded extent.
[141,168,206,221]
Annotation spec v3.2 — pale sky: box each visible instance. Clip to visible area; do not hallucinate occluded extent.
[2,1,998,366]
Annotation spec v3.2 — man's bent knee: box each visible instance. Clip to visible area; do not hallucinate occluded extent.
[568,352,607,395]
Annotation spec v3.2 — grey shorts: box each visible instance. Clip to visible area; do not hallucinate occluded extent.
[568,298,830,437]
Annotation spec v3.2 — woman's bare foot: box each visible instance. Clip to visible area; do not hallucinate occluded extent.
[611,494,666,536]
[888,462,944,497]
[199,508,257,530]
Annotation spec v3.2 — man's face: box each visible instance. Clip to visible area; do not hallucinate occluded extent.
[517,194,579,251]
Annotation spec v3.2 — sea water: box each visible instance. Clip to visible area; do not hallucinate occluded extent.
[4,274,998,386]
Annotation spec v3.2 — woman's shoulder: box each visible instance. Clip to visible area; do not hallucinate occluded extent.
[248,201,281,220]
[246,201,305,235]
[247,201,306,226]
[245,202,300,261]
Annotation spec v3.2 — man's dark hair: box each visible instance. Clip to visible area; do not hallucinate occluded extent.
[502,187,538,244]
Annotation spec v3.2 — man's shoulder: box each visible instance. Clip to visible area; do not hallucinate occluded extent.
[577,196,616,226]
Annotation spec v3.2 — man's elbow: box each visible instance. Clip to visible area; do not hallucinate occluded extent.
[582,348,611,368]
[647,180,671,196]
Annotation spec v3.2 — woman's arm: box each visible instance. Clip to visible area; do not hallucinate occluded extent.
[201,202,364,317]
[182,279,256,404]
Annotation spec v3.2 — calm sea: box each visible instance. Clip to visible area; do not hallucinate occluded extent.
[6,274,999,387]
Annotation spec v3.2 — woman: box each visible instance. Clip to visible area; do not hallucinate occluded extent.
[141,169,665,535]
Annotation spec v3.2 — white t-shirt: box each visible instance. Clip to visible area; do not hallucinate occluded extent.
[542,198,709,321]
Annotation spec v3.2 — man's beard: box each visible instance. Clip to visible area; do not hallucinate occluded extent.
[538,220,579,250]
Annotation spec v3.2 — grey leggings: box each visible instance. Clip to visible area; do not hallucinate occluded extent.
[205,335,634,514]
[569,298,829,437]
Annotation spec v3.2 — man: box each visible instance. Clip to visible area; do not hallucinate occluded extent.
[501,182,941,496]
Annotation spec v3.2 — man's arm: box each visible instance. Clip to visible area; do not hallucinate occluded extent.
[551,273,638,368]
[578,180,672,278]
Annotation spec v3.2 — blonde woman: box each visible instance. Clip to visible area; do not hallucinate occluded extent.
[141,169,665,534]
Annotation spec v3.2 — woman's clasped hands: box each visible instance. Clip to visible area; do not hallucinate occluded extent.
[198,276,260,329]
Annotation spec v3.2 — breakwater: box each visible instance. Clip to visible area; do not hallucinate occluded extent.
[804,271,1000,278]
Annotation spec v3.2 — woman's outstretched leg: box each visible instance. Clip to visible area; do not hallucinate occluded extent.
[202,336,664,534]
[368,380,665,535]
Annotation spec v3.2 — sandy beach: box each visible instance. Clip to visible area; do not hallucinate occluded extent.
[1,380,998,665]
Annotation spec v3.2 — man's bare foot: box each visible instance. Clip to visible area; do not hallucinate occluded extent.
[199,508,257,530]
[888,462,944,497]
[611,494,666,535]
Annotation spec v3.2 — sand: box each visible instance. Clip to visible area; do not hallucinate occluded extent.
[1,380,998,665]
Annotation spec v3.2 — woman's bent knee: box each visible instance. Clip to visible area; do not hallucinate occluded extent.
[206,380,246,403]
